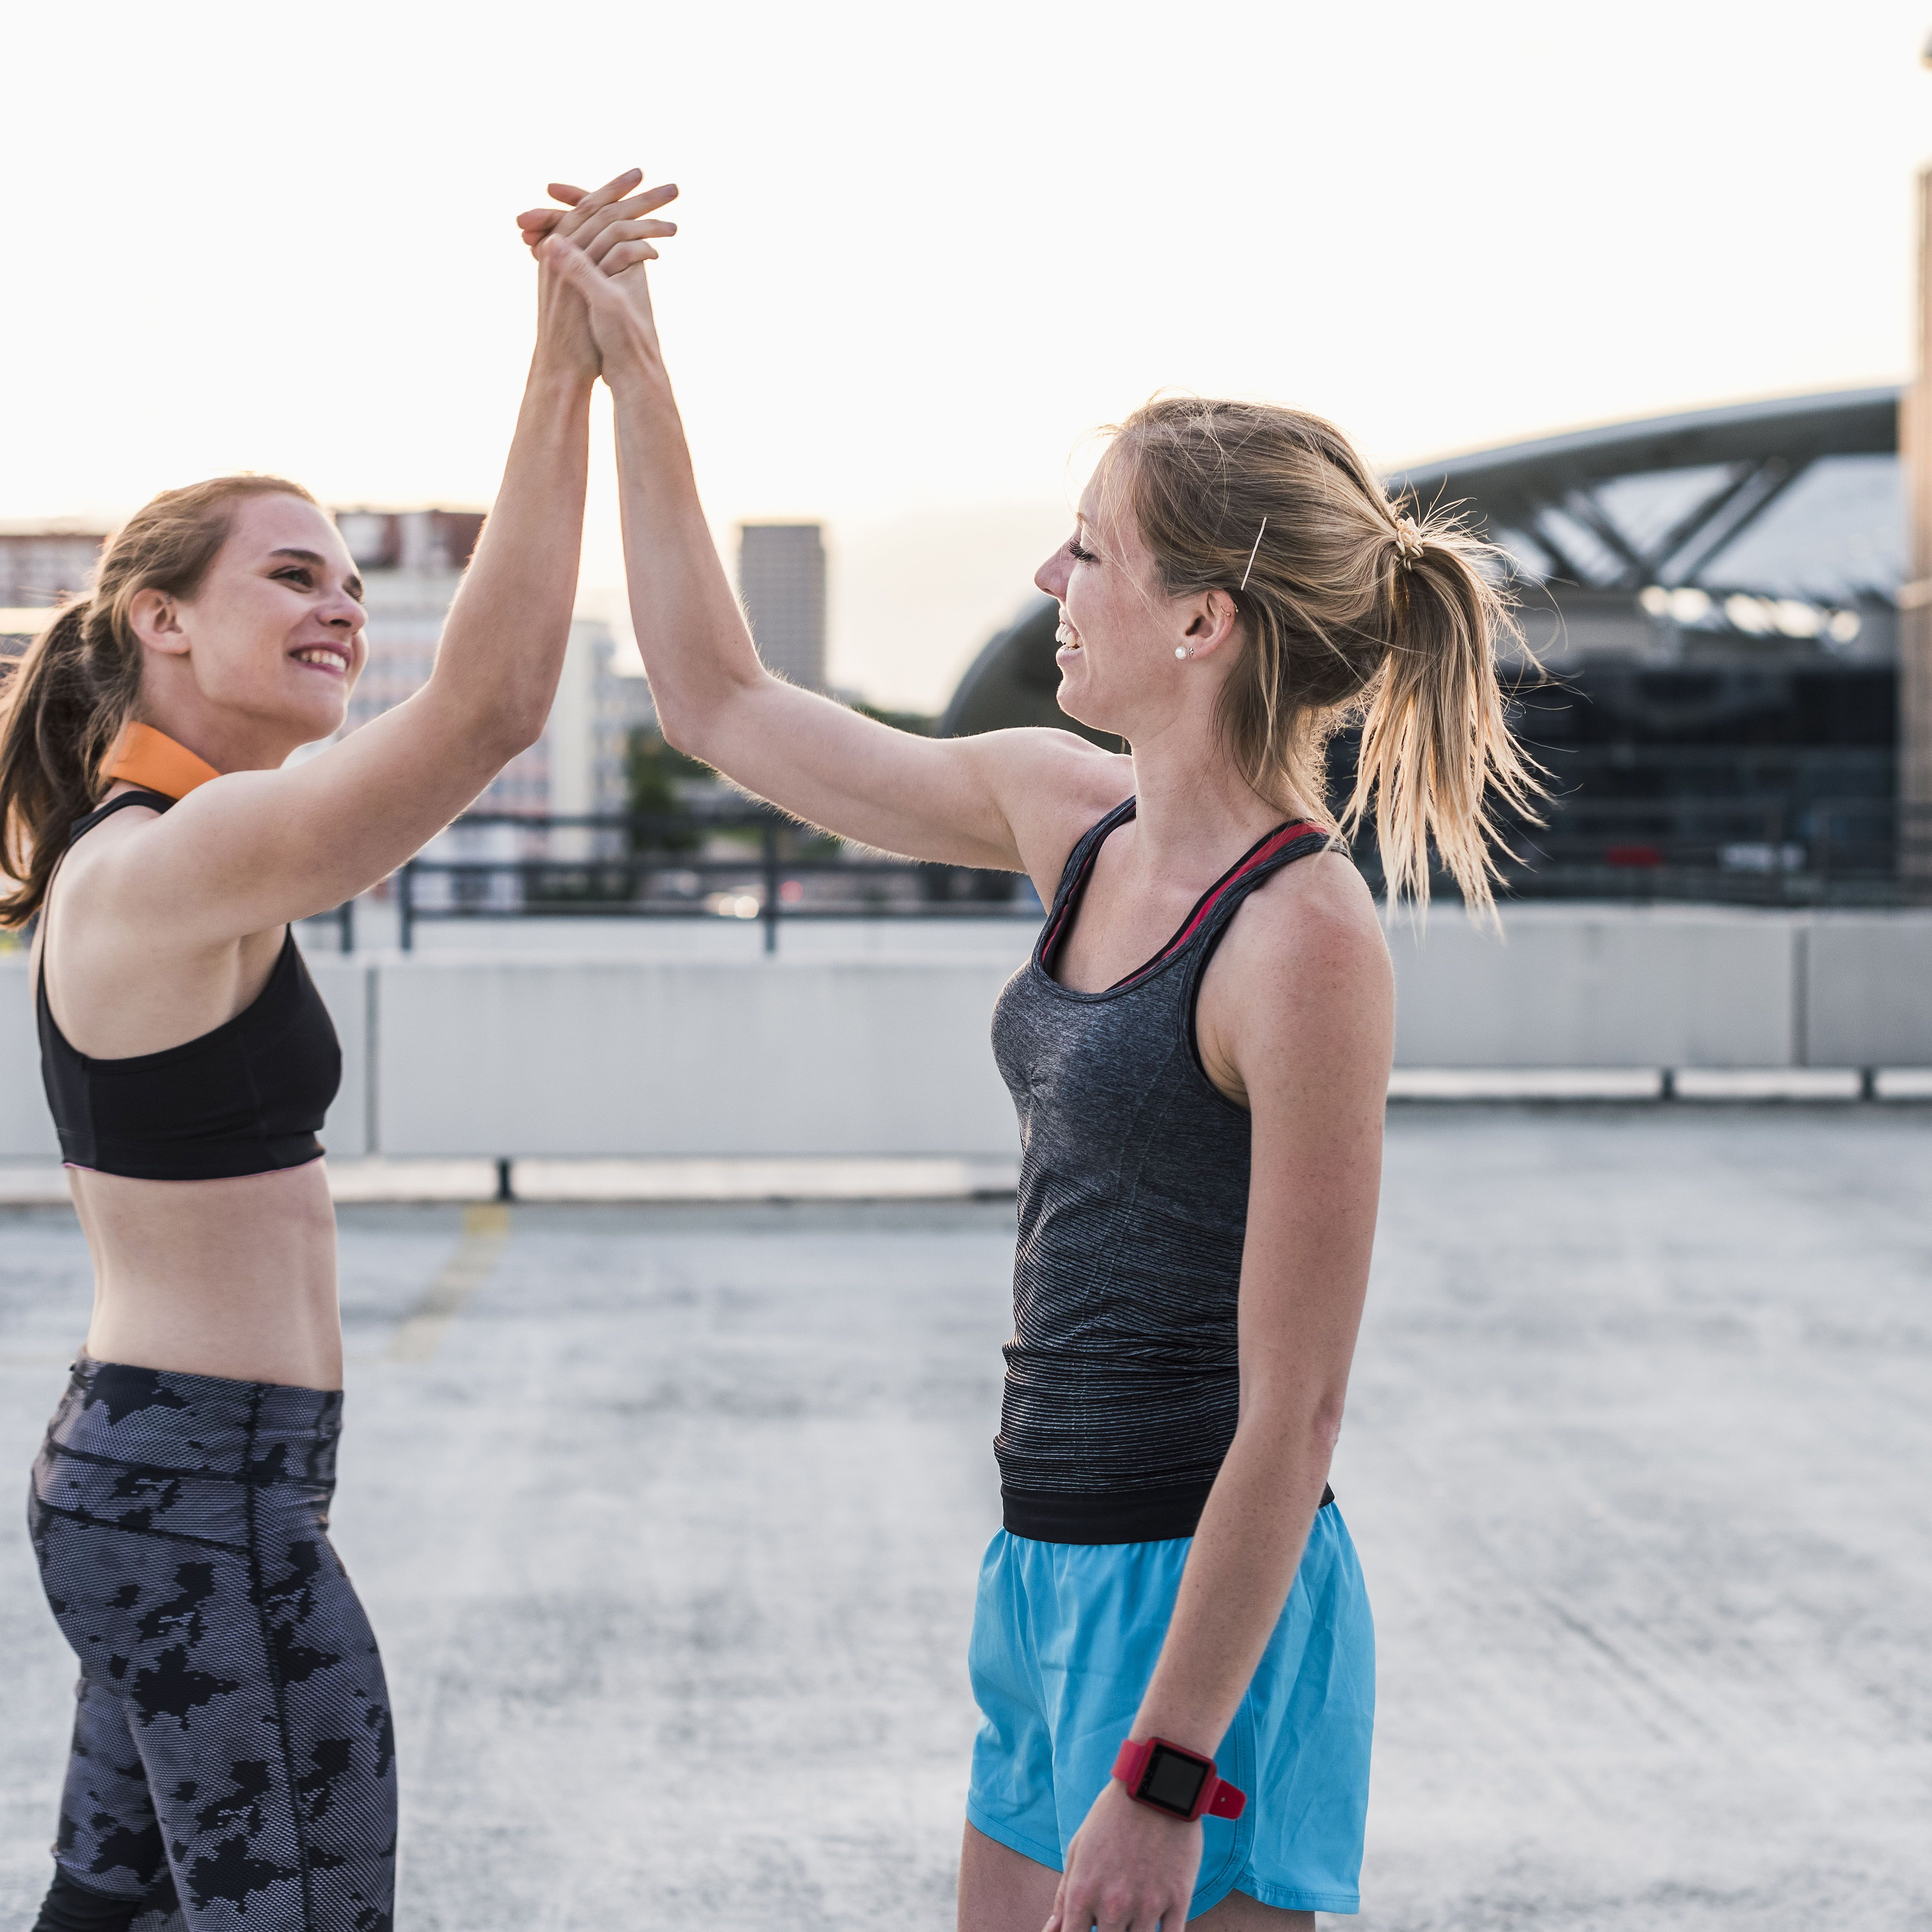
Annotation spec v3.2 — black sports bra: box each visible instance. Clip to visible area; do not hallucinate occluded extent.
[37,791,341,1181]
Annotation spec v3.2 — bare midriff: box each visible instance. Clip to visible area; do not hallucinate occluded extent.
[68,1161,342,1390]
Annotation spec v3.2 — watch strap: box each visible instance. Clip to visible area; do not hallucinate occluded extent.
[1205,1777,1247,1820]
[1111,1737,1248,1823]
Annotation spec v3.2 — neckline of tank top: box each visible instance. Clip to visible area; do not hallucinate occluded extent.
[1035,801,1330,1001]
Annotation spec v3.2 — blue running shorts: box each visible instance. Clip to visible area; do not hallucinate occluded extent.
[966,1505,1374,1917]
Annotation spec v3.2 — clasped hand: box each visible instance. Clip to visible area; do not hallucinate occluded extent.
[522,167,679,381]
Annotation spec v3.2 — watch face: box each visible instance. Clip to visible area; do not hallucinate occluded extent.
[1140,1745,1210,1817]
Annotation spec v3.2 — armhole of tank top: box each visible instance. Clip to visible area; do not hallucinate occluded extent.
[1181,833,1331,1111]
[38,790,179,1035]
[1038,797,1136,968]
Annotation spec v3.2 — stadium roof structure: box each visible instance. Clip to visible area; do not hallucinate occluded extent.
[1388,387,1903,609]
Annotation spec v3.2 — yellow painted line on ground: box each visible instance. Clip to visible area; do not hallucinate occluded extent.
[386,1202,512,1364]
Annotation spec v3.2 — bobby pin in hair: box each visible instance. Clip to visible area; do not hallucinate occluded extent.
[1238,518,1268,593]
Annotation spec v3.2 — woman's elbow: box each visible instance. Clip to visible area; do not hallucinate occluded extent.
[652,682,746,763]
[653,704,701,759]
[489,699,549,762]
[430,666,550,765]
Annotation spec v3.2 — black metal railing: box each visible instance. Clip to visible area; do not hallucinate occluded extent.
[384,809,1041,952]
[305,791,1932,955]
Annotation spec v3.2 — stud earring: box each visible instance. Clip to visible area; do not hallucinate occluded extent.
[1175,646,1190,659]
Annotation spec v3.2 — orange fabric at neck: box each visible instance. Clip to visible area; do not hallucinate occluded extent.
[103,722,221,800]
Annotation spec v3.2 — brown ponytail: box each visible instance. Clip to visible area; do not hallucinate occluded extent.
[0,474,315,926]
[1098,397,1543,914]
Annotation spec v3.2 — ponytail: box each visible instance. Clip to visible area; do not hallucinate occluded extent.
[0,473,315,926]
[1101,396,1545,916]
[0,601,140,925]
[1343,516,1543,914]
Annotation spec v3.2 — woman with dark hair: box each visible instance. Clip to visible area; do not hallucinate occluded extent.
[2,170,677,1932]
[525,183,1539,1929]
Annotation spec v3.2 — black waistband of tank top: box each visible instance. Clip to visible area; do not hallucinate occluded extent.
[1002,1478,1335,1544]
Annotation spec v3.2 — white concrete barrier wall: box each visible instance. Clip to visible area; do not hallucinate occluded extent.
[1386,906,1797,1069]
[374,957,1021,1158]
[307,960,373,1161]
[3,906,1930,1161]
[1803,915,1932,1068]
[0,960,57,1159]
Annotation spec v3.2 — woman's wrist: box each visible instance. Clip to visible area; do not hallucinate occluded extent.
[1125,1701,1235,1764]
[524,354,599,401]
[600,347,671,401]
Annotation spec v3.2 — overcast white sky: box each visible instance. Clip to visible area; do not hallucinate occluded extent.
[5,1,1932,708]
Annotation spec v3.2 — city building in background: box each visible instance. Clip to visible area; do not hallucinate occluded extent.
[738,523,827,691]
[0,524,109,664]
[0,524,102,607]
[334,507,653,821]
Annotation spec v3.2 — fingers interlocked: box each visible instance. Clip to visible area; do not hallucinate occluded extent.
[516,172,679,272]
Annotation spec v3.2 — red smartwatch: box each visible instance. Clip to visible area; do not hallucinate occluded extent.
[1112,1737,1247,1822]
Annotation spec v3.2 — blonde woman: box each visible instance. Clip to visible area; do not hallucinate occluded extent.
[526,184,1537,1930]
[1,171,676,1932]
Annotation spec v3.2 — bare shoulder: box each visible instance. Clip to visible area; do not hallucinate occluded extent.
[40,800,218,986]
[1194,849,1391,1114]
[960,727,1134,881]
[1211,847,1393,1037]
[60,772,261,906]
[50,772,291,949]
[52,796,169,904]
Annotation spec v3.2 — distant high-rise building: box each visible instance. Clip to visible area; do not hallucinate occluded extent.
[737,523,826,691]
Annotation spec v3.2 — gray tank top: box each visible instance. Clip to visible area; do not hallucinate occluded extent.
[989,797,1335,1543]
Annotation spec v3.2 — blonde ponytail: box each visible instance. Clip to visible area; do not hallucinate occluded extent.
[1344,513,1544,913]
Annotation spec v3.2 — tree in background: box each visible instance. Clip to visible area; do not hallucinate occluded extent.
[624,728,708,854]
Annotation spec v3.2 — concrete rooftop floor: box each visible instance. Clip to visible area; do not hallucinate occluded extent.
[2,1105,1929,1930]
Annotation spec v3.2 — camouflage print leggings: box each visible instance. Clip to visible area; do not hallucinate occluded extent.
[27,1356,395,1932]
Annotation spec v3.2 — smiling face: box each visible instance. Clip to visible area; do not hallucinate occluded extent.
[137,493,367,755]
[1035,467,1203,742]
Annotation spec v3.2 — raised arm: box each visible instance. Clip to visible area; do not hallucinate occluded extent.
[110,173,678,943]
[522,185,1127,895]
